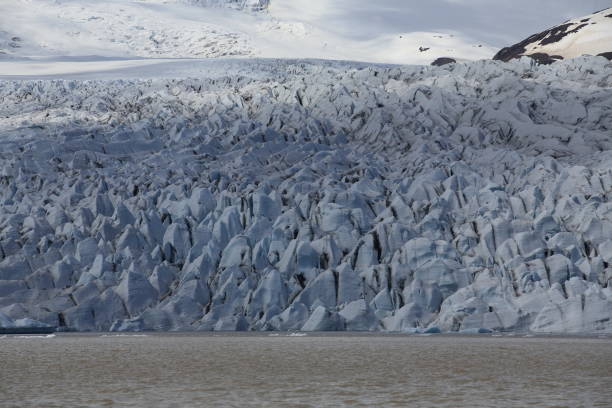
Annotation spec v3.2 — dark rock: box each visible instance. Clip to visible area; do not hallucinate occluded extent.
[541,23,588,45]
[527,53,564,65]
[493,21,589,62]
[431,57,456,67]
[597,52,612,60]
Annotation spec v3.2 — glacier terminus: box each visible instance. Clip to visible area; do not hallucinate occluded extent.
[1,56,611,334]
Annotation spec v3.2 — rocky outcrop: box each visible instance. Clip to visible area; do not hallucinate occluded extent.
[0,57,611,333]
[494,8,612,63]
[597,52,612,60]
[431,57,456,67]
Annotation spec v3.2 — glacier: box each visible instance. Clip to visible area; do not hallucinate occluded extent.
[0,56,611,334]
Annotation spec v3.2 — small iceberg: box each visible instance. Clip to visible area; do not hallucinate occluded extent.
[423,327,441,334]
[100,334,149,337]
[459,328,494,334]
[14,334,56,339]
[0,314,56,335]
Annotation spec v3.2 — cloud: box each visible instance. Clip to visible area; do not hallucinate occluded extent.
[276,0,611,46]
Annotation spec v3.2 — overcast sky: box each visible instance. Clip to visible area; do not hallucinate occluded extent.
[283,0,612,45]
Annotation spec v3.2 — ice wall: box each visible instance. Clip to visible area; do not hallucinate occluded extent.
[0,57,611,333]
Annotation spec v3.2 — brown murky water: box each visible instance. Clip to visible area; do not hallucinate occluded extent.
[1,333,611,407]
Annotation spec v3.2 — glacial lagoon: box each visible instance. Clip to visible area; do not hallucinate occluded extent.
[1,333,611,407]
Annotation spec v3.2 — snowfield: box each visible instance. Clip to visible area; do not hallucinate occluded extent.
[1,56,611,333]
[0,0,492,63]
[2,0,609,65]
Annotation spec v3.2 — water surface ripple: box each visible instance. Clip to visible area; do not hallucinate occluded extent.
[1,334,611,407]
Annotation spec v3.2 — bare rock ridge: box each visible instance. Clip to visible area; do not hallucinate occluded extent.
[0,57,611,334]
[493,8,612,64]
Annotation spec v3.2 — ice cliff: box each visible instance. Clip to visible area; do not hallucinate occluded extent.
[0,57,611,333]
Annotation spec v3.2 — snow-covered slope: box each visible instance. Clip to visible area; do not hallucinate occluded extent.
[494,8,612,63]
[0,0,491,64]
[1,57,611,333]
[0,0,255,59]
[1,0,609,65]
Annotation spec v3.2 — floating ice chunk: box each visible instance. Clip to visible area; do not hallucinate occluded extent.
[15,318,49,328]
[13,334,56,339]
[459,328,493,334]
[423,326,441,334]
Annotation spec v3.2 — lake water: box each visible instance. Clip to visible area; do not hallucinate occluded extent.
[1,333,611,407]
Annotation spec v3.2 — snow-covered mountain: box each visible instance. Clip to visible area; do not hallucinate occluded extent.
[494,8,612,64]
[1,0,609,65]
[0,0,489,64]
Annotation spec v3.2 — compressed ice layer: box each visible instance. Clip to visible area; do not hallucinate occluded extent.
[0,57,611,333]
